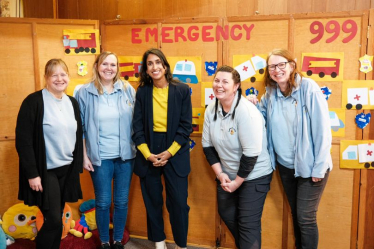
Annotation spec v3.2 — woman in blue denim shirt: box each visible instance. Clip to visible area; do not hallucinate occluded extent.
[248,49,332,249]
[76,52,136,249]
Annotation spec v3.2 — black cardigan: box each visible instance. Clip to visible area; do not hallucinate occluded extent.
[132,82,193,178]
[15,90,83,209]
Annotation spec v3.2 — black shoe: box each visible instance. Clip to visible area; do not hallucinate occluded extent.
[101,243,111,249]
[112,241,125,249]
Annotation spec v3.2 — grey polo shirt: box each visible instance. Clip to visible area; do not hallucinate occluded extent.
[202,93,273,181]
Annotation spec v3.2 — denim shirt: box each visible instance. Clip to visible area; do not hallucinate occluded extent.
[257,74,333,178]
[76,80,136,166]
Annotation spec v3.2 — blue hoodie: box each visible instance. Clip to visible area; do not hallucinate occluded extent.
[257,74,332,178]
[76,81,136,166]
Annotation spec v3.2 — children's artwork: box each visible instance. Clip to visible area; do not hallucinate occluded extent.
[359,54,373,73]
[233,54,267,83]
[66,78,89,97]
[63,29,100,55]
[192,108,205,133]
[205,61,217,76]
[321,86,332,100]
[189,138,196,152]
[342,81,374,110]
[201,82,215,107]
[340,140,374,169]
[77,61,88,76]
[118,56,143,82]
[301,52,344,81]
[245,87,259,96]
[355,112,371,129]
[168,57,201,84]
[329,108,345,137]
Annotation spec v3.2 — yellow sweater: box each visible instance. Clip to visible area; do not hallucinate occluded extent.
[137,85,181,159]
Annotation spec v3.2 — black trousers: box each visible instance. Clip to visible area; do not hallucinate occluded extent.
[35,165,68,249]
[217,173,272,249]
[139,132,189,247]
[278,163,329,249]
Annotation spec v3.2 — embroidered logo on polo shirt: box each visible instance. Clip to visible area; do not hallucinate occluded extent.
[126,99,132,106]
[229,127,236,135]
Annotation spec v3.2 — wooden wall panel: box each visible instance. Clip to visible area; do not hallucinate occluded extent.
[58,0,79,19]
[0,21,35,138]
[23,0,54,18]
[23,0,374,22]
[227,0,257,16]
[0,141,22,215]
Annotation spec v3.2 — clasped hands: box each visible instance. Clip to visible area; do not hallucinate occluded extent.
[218,173,243,193]
[148,151,172,167]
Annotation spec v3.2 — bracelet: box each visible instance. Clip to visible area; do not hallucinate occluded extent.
[216,171,224,179]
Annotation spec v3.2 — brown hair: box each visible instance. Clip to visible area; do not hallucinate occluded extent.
[92,51,121,95]
[44,59,69,78]
[138,48,179,88]
[264,49,302,96]
[212,65,242,121]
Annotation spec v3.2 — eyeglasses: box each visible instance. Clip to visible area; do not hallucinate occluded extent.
[268,62,290,71]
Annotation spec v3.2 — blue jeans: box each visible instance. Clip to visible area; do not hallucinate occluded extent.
[90,158,134,243]
[278,163,329,249]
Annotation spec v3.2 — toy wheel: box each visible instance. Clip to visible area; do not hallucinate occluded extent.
[318,72,325,78]
[250,77,256,83]
[84,47,90,53]
[259,69,264,74]
[79,47,84,52]
[65,49,71,54]
[331,72,337,78]
[346,103,352,109]
[307,70,313,76]
[365,163,370,168]
[356,104,363,110]
[91,48,96,53]
[75,48,80,54]
[125,76,129,80]
[135,73,139,78]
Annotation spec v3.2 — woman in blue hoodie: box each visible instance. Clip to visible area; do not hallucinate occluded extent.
[76,51,136,249]
[248,49,332,249]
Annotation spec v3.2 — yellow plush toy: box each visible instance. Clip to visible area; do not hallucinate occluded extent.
[1,203,39,240]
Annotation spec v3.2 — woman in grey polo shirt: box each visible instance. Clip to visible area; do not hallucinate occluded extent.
[202,65,273,249]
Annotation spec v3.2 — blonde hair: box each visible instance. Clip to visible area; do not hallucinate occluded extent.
[44,59,69,78]
[92,51,121,94]
[264,49,302,96]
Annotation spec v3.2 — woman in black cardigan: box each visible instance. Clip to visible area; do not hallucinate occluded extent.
[16,59,83,249]
[132,48,192,249]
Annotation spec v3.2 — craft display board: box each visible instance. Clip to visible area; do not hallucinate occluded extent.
[0,17,99,220]
[1,9,374,249]
[101,17,221,245]
[102,11,369,248]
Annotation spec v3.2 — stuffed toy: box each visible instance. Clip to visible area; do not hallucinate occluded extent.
[69,199,96,239]
[35,203,73,239]
[1,203,39,240]
[0,218,14,249]
[0,217,6,249]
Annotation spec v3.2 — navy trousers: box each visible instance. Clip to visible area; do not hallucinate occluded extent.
[217,173,272,249]
[139,132,189,247]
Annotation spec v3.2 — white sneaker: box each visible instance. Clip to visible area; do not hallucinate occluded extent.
[155,240,167,249]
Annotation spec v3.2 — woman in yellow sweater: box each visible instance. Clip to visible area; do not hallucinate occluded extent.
[132,48,193,249]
